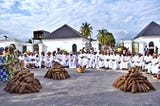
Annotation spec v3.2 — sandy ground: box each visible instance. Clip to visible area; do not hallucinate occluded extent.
[0,68,160,106]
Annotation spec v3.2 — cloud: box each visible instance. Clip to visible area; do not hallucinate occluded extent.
[0,0,160,42]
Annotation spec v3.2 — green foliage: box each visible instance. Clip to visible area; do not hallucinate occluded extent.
[80,22,92,38]
[97,29,108,45]
[105,32,116,47]
[97,29,116,47]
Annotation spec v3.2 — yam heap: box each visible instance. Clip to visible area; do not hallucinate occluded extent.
[44,62,70,80]
[76,65,86,73]
[112,67,156,93]
[4,69,42,94]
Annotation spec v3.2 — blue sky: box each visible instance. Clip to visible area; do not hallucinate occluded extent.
[0,0,160,43]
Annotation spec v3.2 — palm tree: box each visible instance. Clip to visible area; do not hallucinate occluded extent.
[80,22,92,38]
[97,29,108,45]
[105,32,116,47]
[97,29,116,47]
[80,22,93,49]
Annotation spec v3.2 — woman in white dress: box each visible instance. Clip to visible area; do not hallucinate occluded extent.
[35,54,40,68]
[40,51,46,68]
[23,53,30,68]
[46,52,53,68]
[135,53,144,71]
[69,53,77,68]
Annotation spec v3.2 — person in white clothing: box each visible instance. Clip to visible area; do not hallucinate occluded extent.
[69,53,77,68]
[23,53,30,68]
[46,52,53,68]
[52,51,57,64]
[29,52,36,69]
[61,52,69,68]
[89,52,97,68]
[104,52,110,69]
[35,54,40,68]
[148,54,159,74]
[55,51,62,64]
[78,51,84,66]
[120,53,130,70]
[18,53,25,69]
[40,51,46,68]
[98,51,105,68]
[134,53,144,71]
[112,52,121,70]
[109,52,114,69]
[143,52,153,72]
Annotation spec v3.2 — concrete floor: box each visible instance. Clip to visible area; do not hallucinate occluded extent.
[0,68,160,106]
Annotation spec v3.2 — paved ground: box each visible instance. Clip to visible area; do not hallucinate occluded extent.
[0,68,160,106]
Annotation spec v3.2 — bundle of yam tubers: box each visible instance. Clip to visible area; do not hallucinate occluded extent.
[76,65,86,73]
[44,62,70,80]
[112,67,156,93]
[4,69,42,94]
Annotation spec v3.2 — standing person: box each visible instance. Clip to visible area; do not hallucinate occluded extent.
[0,47,8,83]
[5,46,18,79]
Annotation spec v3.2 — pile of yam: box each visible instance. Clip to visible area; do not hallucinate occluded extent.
[44,62,70,80]
[112,67,156,93]
[76,65,86,73]
[4,69,42,94]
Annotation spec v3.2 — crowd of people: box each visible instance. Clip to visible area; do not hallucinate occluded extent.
[18,48,160,74]
[0,45,160,83]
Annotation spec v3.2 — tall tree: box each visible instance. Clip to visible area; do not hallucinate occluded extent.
[105,32,116,47]
[80,22,92,38]
[97,29,108,45]
[97,29,116,47]
[80,22,93,49]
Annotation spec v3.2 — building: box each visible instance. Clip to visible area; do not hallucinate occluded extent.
[34,24,101,54]
[134,21,160,54]
[0,24,101,54]
[0,38,33,53]
[123,21,160,54]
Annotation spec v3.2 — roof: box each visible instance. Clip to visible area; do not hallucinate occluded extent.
[44,24,88,39]
[134,21,160,39]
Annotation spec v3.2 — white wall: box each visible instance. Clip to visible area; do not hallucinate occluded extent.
[26,44,33,52]
[42,38,89,53]
[91,40,100,51]
[123,40,132,53]
[0,39,23,51]
[0,39,33,53]
[135,36,160,54]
